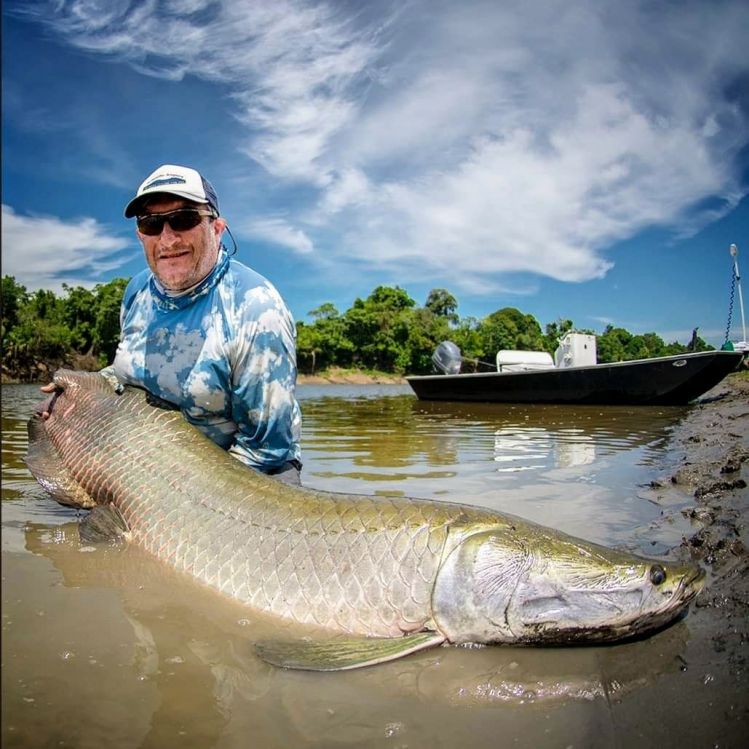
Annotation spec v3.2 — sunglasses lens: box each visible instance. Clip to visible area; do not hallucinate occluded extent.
[169,212,203,232]
[137,210,205,235]
[136,216,164,235]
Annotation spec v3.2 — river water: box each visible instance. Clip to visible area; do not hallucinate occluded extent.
[2,383,705,748]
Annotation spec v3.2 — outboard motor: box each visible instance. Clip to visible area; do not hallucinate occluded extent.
[432,341,462,375]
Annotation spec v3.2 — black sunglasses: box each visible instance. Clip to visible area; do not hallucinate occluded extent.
[136,208,215,236]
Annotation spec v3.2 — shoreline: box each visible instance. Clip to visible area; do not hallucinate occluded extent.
[298,368,407,385]
[648,372,748,721]
[657,373,748,570]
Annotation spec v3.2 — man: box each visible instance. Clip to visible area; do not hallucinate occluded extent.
[110,164,302,484]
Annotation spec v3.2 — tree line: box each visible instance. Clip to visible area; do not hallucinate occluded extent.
[1,276,711,382]
[296,286,711,374]
[1,276,128,381]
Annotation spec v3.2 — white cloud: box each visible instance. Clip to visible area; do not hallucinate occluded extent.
[18,0,380,183]
[316,168,371,216]
[242,217,314,254]
[14,0,749,294]
[335,81,732,289]
[1,204,131,292]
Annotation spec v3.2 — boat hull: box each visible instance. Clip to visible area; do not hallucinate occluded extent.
[407,350,744,405]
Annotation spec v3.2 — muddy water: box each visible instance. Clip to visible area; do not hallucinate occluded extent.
[1,383,705,748]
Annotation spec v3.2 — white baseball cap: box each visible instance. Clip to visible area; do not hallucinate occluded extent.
[124,164,220,217]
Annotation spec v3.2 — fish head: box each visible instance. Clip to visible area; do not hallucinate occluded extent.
[432,521,705,645]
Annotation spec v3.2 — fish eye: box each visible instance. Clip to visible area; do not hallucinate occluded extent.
[649,565,667,585]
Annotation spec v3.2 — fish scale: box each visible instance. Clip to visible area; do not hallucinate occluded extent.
[33,371,480,637]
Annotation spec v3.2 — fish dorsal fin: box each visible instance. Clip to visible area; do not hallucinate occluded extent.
[25,414,96,509]
[255,631,445,671]
[79,504,131,544]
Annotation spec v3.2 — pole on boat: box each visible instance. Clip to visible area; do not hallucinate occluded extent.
[730,243,747,348]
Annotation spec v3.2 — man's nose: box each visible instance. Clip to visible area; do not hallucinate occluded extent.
[159,221,181,243]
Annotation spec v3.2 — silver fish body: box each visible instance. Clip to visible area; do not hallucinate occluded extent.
[26,370,704,670]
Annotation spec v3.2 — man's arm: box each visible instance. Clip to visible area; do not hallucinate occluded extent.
[226,292,301,471]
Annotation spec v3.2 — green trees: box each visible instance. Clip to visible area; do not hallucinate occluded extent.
[593,325,709,363]
[295,293,710,375]
[297,303,353,373]
[338,286,415,372]
[92,278,129,364]
[1,281,72,375]
[478,307,547,355]
[1,274,711,381]
[1,276,129,380]
[425,288,458,321]
[543,318,575,353]
[297,286,465,374]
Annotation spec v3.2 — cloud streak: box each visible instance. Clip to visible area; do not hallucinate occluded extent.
[1,205,131,292]
[12,0,749,295]
[242,217,314,254]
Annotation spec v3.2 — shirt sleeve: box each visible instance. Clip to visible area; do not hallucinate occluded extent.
[226,287,302,471]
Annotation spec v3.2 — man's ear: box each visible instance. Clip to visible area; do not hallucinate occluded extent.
[213,217,227,239]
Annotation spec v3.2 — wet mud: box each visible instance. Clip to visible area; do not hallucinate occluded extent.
[647,373,749,736]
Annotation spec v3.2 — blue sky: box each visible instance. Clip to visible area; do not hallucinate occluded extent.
[3,0,749,348]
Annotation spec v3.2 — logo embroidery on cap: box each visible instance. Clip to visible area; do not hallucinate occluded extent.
[144,176,188,190]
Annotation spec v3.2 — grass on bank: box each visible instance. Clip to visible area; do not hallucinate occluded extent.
[297,366,407,384]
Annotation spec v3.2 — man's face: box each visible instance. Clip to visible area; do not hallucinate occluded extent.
[136,197,226,290]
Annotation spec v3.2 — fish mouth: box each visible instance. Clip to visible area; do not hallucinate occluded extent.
[673,565,706,604]
[629,564,706,636]
[542,565,707,644]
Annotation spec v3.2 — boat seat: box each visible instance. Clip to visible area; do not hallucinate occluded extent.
[496,350,555,372]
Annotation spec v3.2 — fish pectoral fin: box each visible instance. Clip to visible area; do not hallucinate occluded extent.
[254,631,445,671]
[25,414,96,509]
[79,504,131,544]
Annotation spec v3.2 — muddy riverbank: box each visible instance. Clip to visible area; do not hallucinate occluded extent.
[647,373,748,735]
[654,373,748,569]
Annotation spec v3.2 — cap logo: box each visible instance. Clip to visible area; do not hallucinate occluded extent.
[144,175,188,191]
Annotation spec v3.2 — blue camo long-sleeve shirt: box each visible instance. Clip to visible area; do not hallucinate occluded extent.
[110,250,302,471]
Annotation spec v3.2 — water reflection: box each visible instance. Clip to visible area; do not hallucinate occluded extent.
[1,386,49,502]
[494,426,597,470]
[297,388,691,547]
[299,390,682,479]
